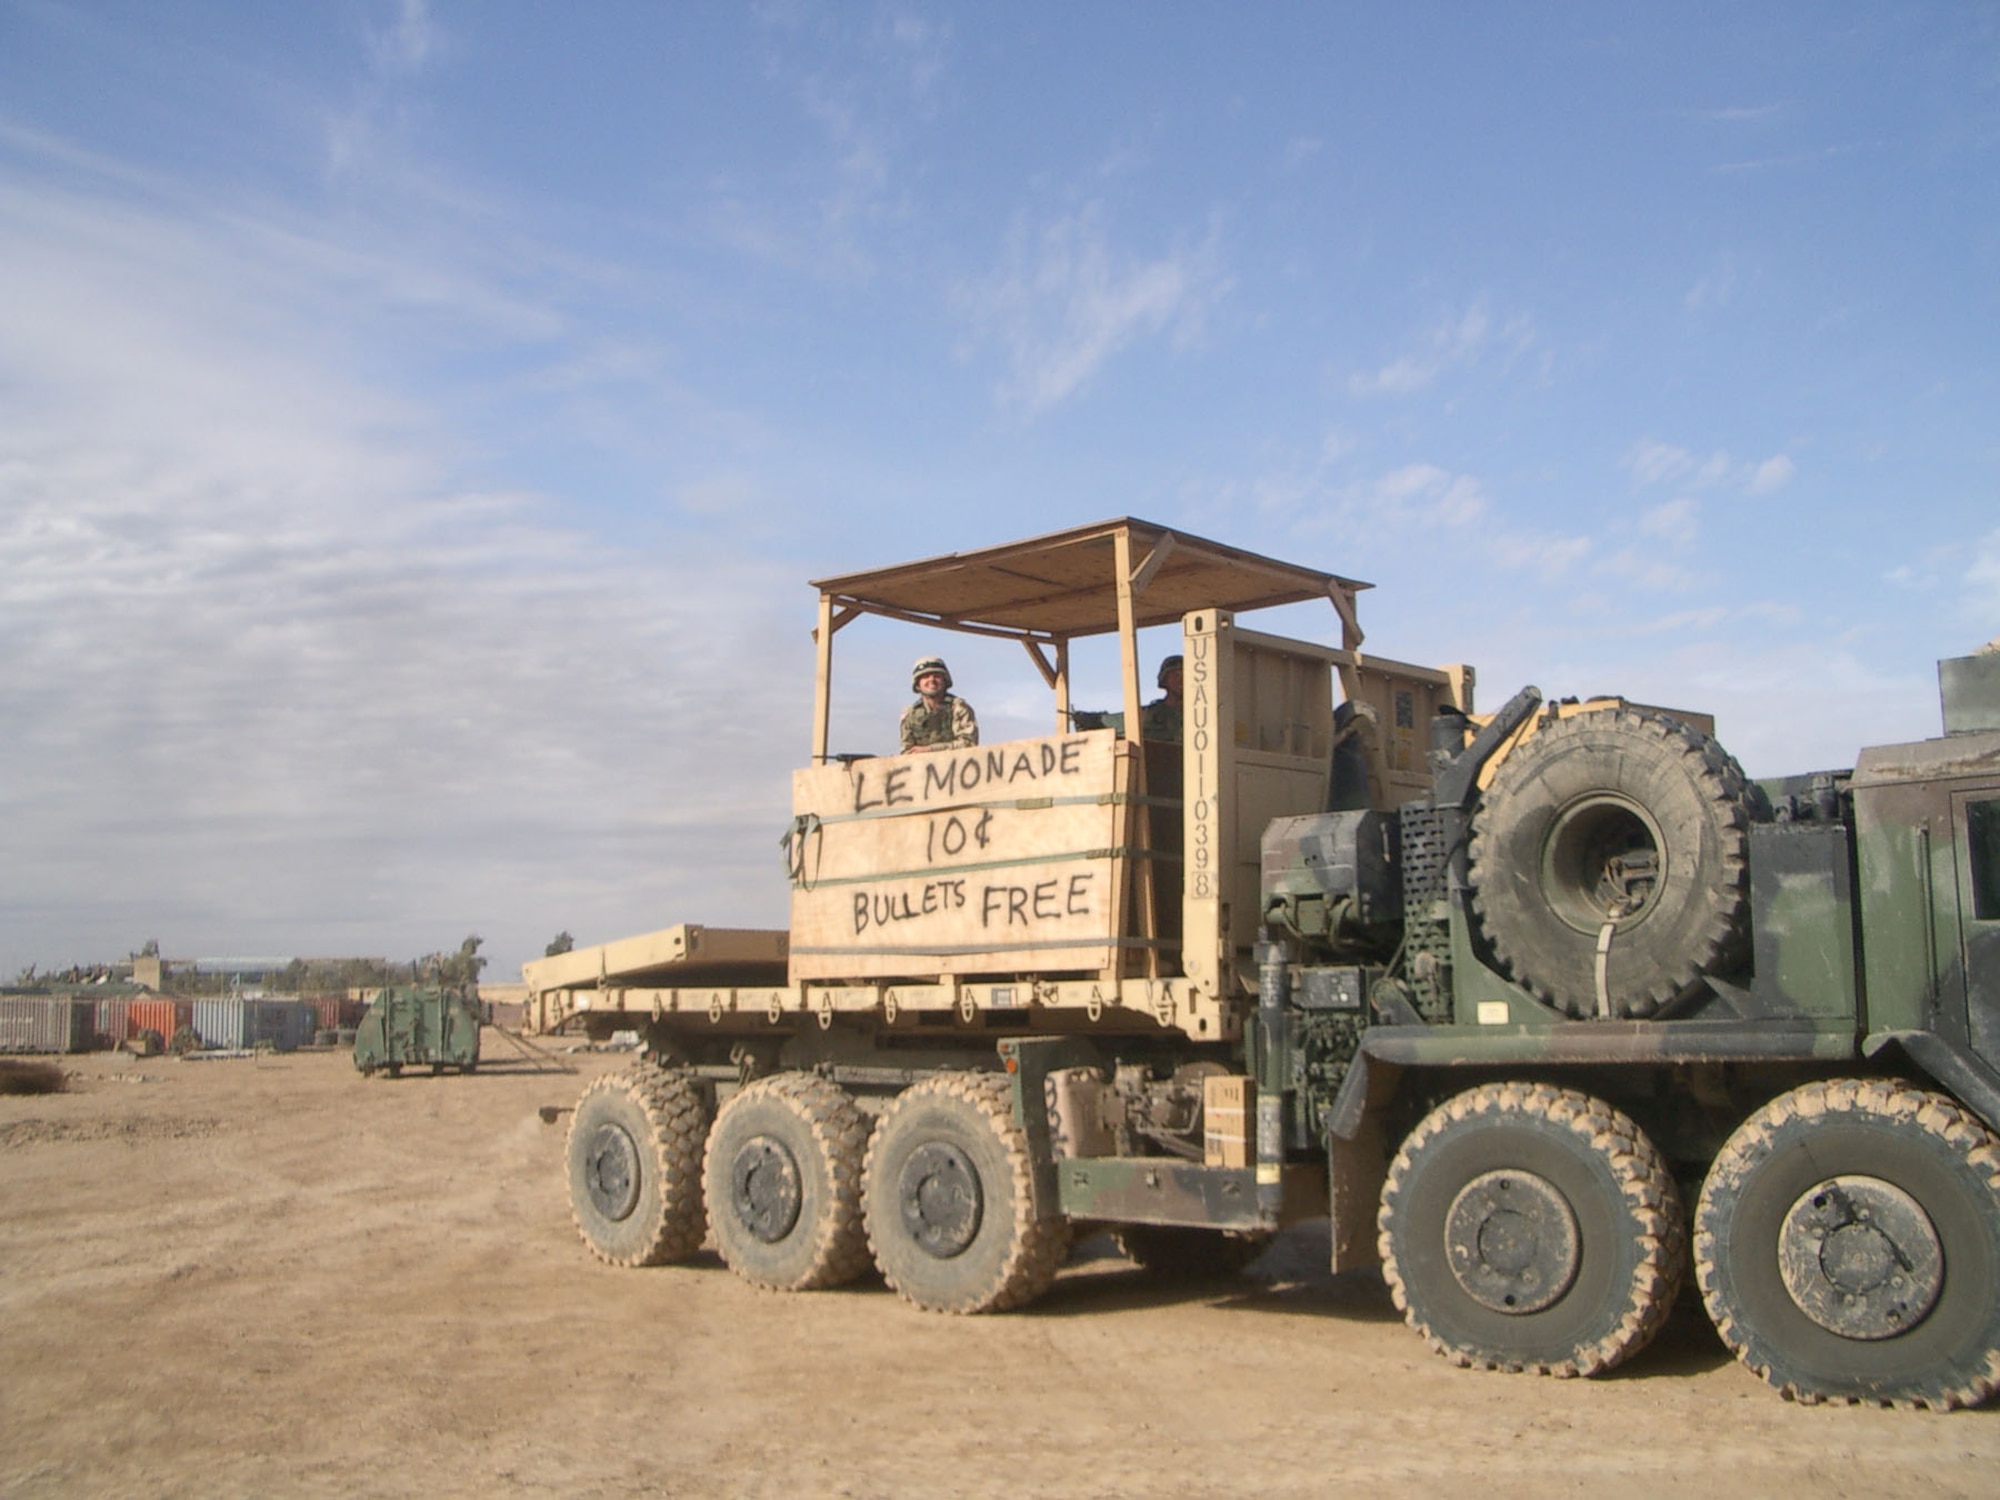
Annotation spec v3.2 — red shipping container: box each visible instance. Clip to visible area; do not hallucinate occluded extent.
[128,998,192,1043]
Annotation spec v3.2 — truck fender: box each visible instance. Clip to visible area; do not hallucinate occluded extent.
[1864,1029,2000,1136]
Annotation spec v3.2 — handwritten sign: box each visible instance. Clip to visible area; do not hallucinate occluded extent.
[788,730,1125,980]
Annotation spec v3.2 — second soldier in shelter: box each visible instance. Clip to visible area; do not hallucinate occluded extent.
[900,656,978,753]
[1140,654,1184,743]
[1071,656,1184,742]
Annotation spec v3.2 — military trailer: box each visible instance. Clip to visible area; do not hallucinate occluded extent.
[524,518,2000,1409]
[353,984,483,1077]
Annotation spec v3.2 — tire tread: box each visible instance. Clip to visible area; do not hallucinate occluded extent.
[863,1072,1070,1314]
[1469,708,1754,1017]
[1694,1078,2000,1411]
[1377,1081,1685,1377]
[704,1071,873,1291]
[568,1064,709,1267]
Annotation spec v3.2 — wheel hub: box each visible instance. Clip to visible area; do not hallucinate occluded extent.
[1778,1174,1943,1340]
[1444,1169,1580,1314]
[585,1123,642,1222]
[1542,794,1664,934]
[899,1142,983,1258]
[730,1134,803,1243]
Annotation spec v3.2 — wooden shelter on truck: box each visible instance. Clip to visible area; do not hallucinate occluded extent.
[523,518,1471,1042]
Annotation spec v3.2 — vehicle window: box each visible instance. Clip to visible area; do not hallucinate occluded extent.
[1970,798,2000,921]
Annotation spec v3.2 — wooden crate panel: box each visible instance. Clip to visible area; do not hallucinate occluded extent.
[790,730,1125,980]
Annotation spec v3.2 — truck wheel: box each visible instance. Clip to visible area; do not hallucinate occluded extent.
[1378,1082,1685,1377]
[702,1073,873,1291]
[1114,1225,1272,1279]
[1695,1079,2000,1409]
[567,1066,710,1267]
[862,1073,1071,1314]
[1469,708,1753,1017]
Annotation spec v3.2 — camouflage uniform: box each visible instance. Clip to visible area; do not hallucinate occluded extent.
[1138,695,1182,744]
[901,693,978,752]
[1078,696,1181,743]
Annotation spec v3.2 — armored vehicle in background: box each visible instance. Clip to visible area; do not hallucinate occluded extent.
[523,518,2000,1408]
[353,984,483,1077]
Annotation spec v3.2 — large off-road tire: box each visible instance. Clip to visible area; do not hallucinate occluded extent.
[702,1072,872,1291]
[1114,1224,1273,1280]
[1378,1082,1685,1377]
[1469,708,1754,1018]
[566,1066,710,1267]
[862,1072,1071,1314]
[1695,1079,2000,1409]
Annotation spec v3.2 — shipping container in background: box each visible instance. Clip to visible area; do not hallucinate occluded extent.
[190,998,316,1053]
[0,997,93,1054]
[93,998,131,1050]
[305,996,368,1034]
[129,999,193,1044]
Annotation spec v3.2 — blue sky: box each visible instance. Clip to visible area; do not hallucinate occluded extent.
[2,1,1996,982]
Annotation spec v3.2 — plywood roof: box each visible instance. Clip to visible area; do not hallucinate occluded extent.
[811,517,1369,641]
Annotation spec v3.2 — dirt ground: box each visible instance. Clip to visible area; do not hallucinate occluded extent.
[4,1042,1998,1499]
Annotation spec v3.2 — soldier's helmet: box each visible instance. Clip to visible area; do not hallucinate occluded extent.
[912,656,953,692]
[1158,655,1184,687]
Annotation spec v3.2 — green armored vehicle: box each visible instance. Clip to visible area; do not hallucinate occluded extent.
[353,984,483,1077]
[524,519,2000,1408]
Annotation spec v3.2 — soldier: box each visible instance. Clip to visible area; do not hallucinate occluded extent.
[900,656,978,753]
[1139,655,1184,743]
[1071,656,1184,743]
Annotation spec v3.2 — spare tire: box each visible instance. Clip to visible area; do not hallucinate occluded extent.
[1469,708,1753,1018]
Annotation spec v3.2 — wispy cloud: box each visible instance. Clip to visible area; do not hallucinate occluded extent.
[1279,136,1324,174]
[368,0,438,76]
[1698,103,1787,124]
[1746,454,1796,495]
[1490,531,1594,580]
[1370,463,1489,527]
[1964,527,2000,640]
[957,204,1228,414]
[1685,256,1738,311]
[1347,300,1535,397]
[0,138,806,979]
[328,0,445,178]
[1626,439,1794,496]
[725,0,955,277]
[1638,497,1701,548]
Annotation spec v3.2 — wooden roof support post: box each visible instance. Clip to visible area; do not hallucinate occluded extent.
[811,592,835,764]
[1020,636,1076,733]
[1020,638,1058,689]
[1328,583,1365,651]
[1114,531,1144,737]
[1054,637,1071,734]
[1111,528,1158,975]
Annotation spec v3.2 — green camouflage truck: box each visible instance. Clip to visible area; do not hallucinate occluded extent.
[523,519,2000,1408]
[353,983,484,1077]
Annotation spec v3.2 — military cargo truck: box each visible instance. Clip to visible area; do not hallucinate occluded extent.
[524,518,2000,1408]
